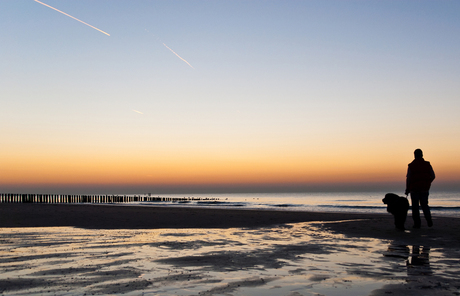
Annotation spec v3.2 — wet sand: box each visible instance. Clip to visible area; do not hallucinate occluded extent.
[1,204,460,295]
[0,203,382,229]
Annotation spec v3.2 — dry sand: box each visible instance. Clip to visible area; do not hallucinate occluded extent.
[1,203,460,295]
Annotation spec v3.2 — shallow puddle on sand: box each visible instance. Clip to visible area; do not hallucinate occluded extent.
[0,222,458,296]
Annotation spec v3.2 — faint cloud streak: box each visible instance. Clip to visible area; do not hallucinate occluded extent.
[162,43,194,69]
[132,110,144,114]
[34,0,110,36]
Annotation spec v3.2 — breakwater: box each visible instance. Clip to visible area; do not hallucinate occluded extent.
[0,193,217,204]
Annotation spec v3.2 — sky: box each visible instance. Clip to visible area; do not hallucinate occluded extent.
[1,0,459,194]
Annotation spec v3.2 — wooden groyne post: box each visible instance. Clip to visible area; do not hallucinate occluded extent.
[0,193,218,204]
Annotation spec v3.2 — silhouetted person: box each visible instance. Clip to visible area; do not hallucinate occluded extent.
[405,149,435,228]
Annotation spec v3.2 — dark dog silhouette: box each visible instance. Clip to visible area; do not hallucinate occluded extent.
[382,193,409,231]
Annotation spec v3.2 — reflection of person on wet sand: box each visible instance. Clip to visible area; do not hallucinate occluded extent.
[383,244,432,276]
[407,245,432,276]
[405,149,435,228]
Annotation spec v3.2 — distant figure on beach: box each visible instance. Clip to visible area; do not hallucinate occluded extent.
[405,149,435,228]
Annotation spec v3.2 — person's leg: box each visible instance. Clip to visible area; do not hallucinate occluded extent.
[410,192,421,228]
[419,191,433,227]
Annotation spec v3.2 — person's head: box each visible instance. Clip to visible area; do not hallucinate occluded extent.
[414,149,423,159]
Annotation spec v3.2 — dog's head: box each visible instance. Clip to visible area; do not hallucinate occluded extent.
[382,193,400,205]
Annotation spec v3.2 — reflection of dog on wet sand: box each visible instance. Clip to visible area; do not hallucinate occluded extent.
[382,193,410,231]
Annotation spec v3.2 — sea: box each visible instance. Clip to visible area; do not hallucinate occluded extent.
[131,191,460,218]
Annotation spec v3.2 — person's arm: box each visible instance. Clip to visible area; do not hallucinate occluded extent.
[405,166,411,195]
[429,165,435,182]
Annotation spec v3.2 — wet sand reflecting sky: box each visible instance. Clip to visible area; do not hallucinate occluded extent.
[1,223,459,295]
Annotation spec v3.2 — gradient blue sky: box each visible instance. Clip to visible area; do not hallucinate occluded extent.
[1,1,459,194]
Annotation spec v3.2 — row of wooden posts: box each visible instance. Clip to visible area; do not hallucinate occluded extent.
[0,193,217,204]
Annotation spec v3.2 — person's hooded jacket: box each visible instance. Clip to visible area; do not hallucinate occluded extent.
[406,158,435,193]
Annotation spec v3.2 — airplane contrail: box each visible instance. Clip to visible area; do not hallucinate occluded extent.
[132,109,144,114]
[34,0,110,36]
[162,43,194,69]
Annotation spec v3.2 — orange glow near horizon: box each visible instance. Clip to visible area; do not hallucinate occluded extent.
[3,149,457,188]
[2,139,460,192]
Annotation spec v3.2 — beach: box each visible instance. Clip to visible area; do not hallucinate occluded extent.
[1,204,460,295]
